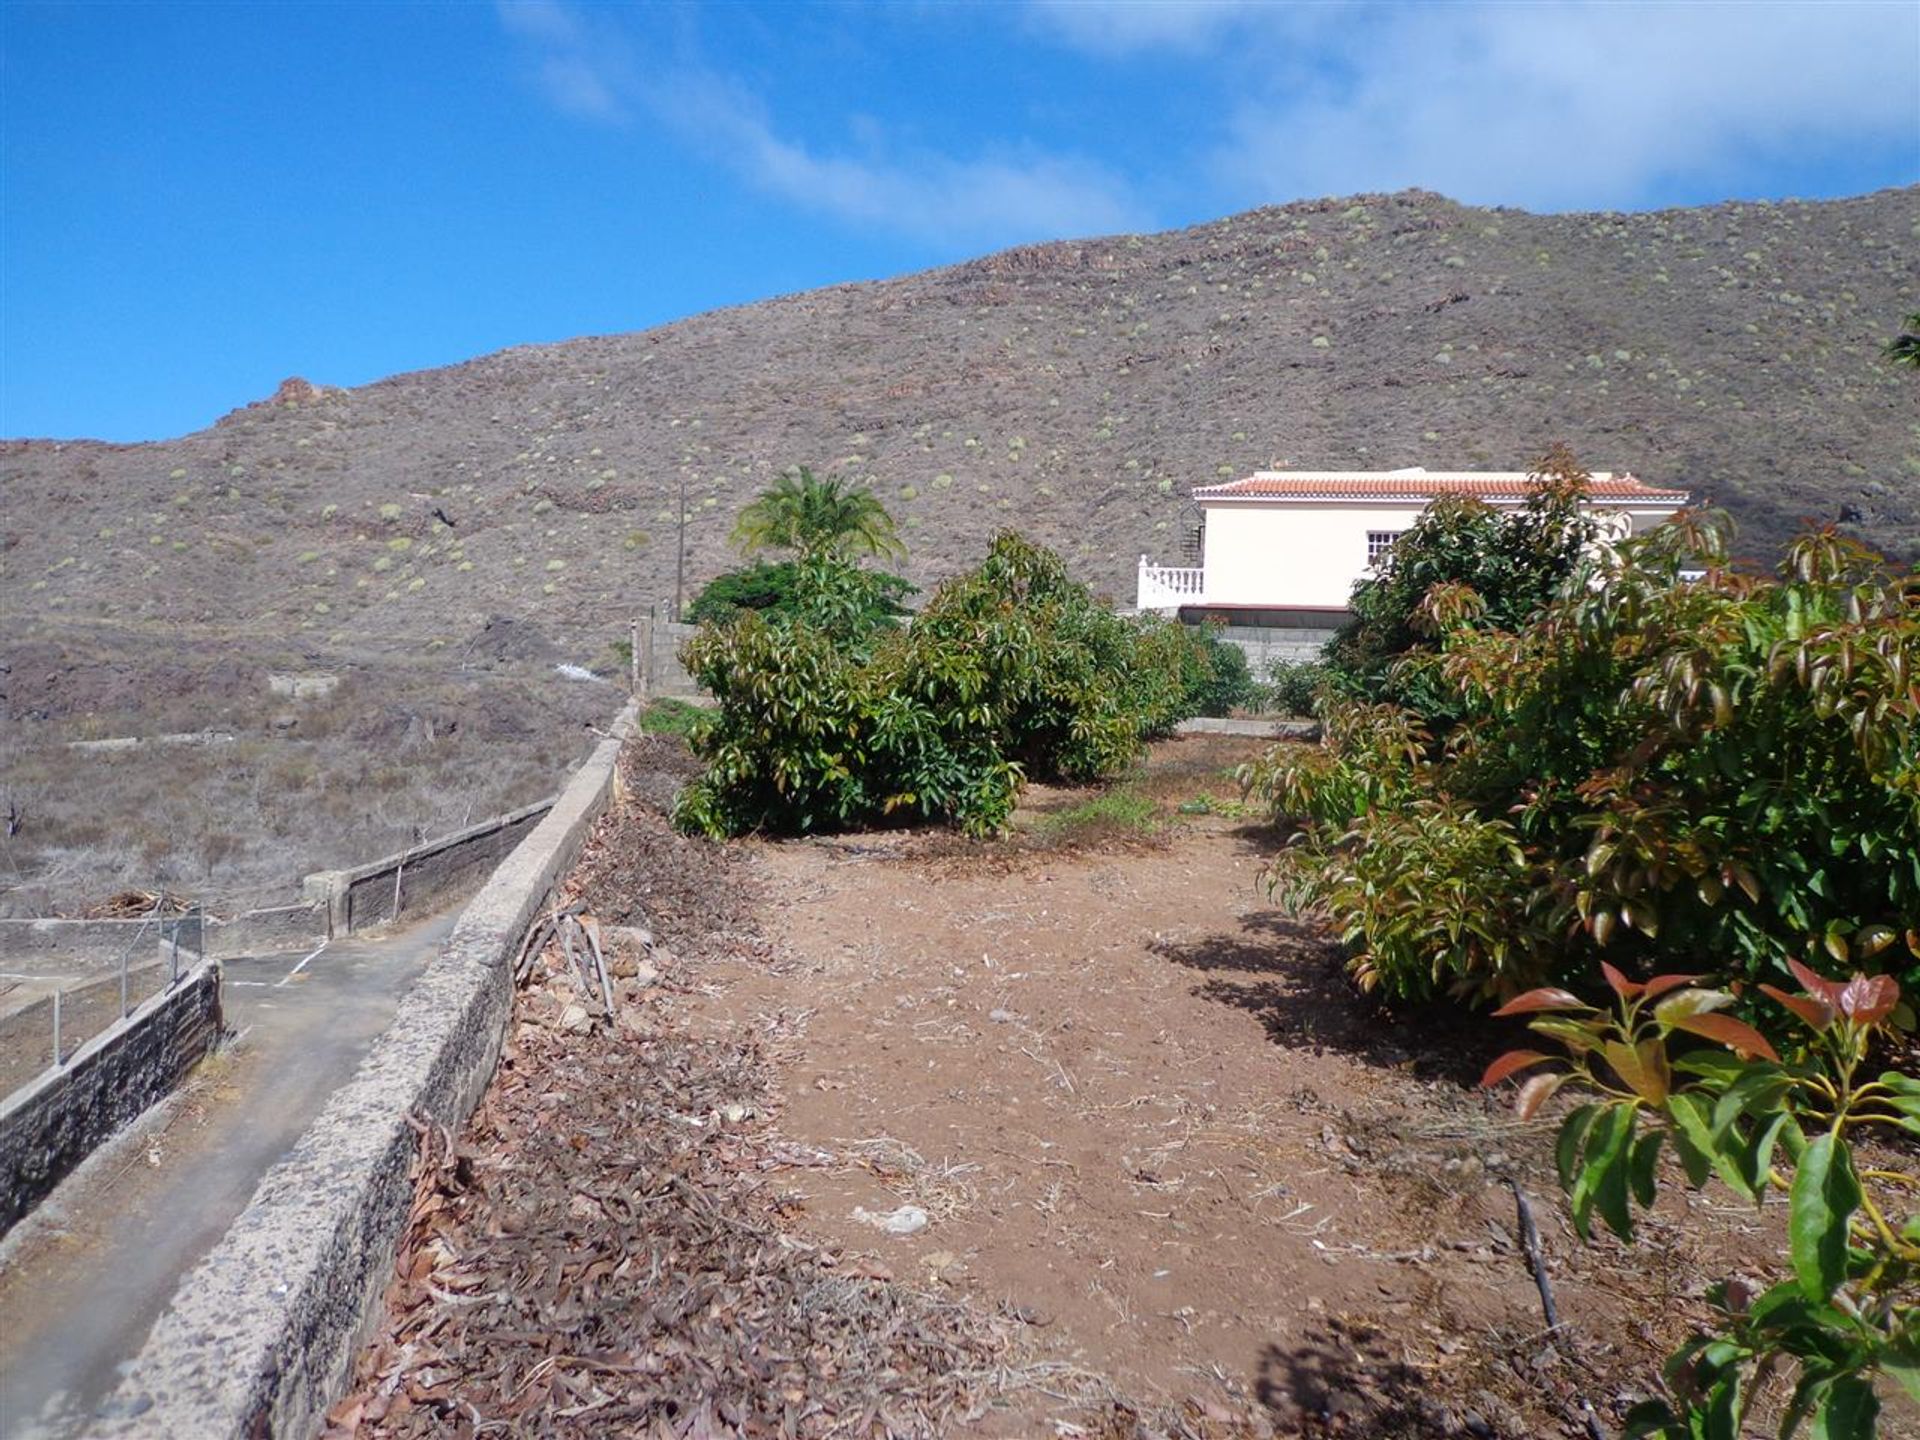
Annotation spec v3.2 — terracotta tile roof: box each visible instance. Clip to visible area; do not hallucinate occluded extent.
[1194,468,1689,503]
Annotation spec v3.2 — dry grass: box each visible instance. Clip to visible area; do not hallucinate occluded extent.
[0,650,614,917]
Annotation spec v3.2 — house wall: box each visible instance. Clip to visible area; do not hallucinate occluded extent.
[1201,501,1428,609]
[1199,499,1680,610]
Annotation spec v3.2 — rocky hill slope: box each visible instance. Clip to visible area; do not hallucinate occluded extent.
[4,186,1917,671]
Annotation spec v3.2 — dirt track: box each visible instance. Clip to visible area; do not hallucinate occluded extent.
[331,736,1857,1439]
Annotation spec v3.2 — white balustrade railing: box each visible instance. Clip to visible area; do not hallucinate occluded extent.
[1136,557,1206,610]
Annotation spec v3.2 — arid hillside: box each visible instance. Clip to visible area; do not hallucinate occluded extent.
[4,186,1917,657]
[1,186,1915,913]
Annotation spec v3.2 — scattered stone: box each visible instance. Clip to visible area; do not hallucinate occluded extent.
[988,1008,1015,1024]
[557,1003,593,1034]
[853,1204,930,1236]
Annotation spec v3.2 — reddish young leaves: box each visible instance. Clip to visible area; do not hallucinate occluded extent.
[1479,1049,1554,1089]
[1836,973,1900,1025]
[1766,966,1902,1031]
[1760,983,1834,1032]
[1641,973,1706,1001]
[1493,987,1592,1017]
[1668,1012,1780,1062]
[1601,961,1641,998]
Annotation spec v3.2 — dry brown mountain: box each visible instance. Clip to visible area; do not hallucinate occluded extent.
[5,186,1918,659]
[1,186,1916,910]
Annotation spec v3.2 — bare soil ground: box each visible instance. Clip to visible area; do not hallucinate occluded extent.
[0,630,614,917]
[329,736,1876,1439]
[0,962,170,1093]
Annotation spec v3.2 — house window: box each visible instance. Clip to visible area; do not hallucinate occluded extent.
[1366,530,1402,566]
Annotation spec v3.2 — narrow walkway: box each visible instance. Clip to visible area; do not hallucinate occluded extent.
[0,910,458,1440]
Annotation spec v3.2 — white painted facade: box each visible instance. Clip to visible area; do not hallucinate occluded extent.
[1137,469,1688,616]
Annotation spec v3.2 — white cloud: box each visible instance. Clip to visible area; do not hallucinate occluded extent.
[496,0,631,123]
[1031,1,1919,212]
[1216,4,1918,210]
[652,72,1147,246]
[1025,0,1268,55]
[496,0,584,49]
[498,3,1149,246]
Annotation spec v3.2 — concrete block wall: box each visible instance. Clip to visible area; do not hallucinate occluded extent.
[0,962,221,1235]
[202,903,327,961]
[637,616,702,699]
[1202,624,1339,671]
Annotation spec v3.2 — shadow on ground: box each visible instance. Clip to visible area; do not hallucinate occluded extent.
[1151,908,1497,1085]
[1256,1323,1463,1437]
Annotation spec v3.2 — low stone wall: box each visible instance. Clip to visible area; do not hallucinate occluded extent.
[95,702,637,1439]
[0,914,201,976]
[1204,624,1339,670]
[0,961,221,1236]
[0,917,168,968]
[202,902,327,961]
[303,801,554,938]
[1174,716,1320,740]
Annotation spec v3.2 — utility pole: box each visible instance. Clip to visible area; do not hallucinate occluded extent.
[674,471,688,622]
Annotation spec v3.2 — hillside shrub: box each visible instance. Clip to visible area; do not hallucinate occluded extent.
[1483,965,1918,1436]
[1250,506,1920,1011]
[673,533,1209,838]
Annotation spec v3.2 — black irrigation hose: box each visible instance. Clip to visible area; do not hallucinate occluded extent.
[1511,1179,1609,1440]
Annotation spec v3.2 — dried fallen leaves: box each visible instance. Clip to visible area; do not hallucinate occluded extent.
[322,758,1017,1440]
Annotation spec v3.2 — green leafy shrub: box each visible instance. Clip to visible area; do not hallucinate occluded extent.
[1265,658,1329,718]
[673,533,1207,838]
[687,559,915,632]
[1484,965,1918,1437]
[1249,487,1920,1008]
[1181,627,1258,717]
[1322,443,1604,726]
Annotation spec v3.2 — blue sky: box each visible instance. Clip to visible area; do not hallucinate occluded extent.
[5,1,1916,442]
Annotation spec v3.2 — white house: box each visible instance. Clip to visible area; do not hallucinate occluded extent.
[1136,467,1689,625]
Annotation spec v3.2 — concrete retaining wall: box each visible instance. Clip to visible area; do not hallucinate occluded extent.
[1202,624,1338,670]
[202,903,327,961]
[0,918,168,967]
[2,802,564,976]
[95,702,636,1439]
[1175,716,1320,740]
[0,914,202,974]
[0,962,221,1236]
[303,800,554,938]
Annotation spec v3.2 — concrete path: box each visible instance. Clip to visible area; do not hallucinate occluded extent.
[0,910,458,1440]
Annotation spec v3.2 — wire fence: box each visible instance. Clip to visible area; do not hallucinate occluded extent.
[0,898,204,1094]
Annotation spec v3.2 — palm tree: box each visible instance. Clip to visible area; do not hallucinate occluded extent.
[729,466,905,560]
[1886,311,1920,370]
